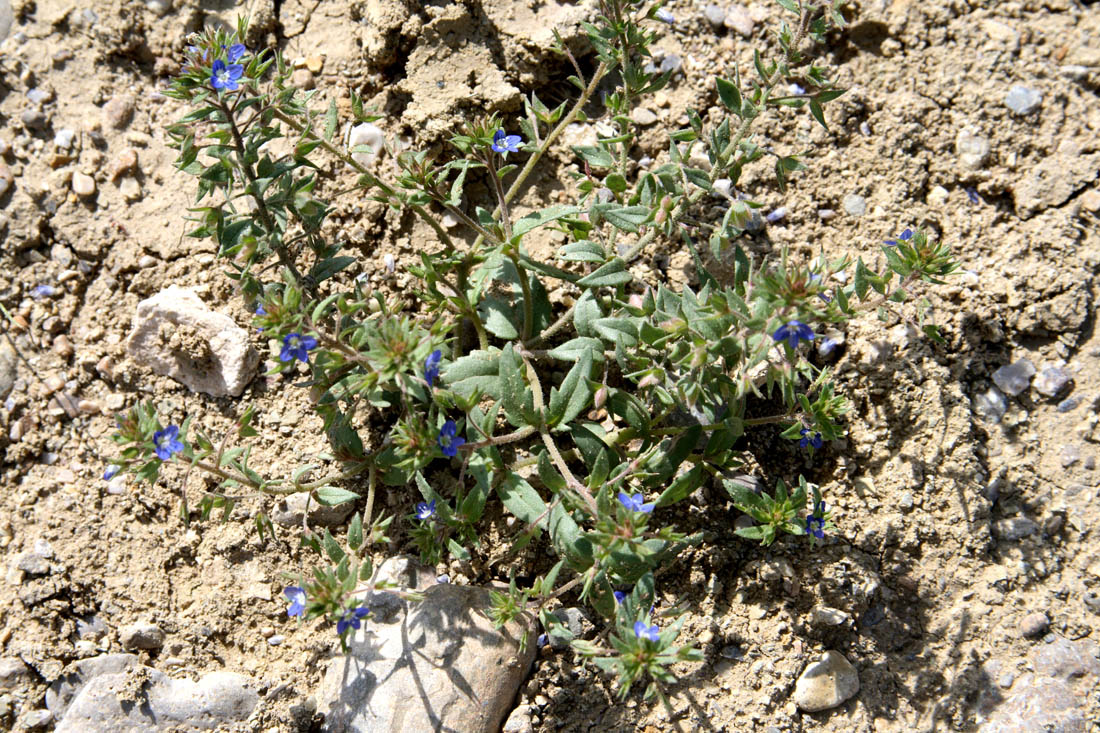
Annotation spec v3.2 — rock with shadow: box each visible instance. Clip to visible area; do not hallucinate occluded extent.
[318,582,536,733]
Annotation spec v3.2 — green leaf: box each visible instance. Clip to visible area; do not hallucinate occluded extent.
[547,337,605,362]
[315,487,360,506]
[547,347,594,428]
[808,98,827,129]
[716,77,742,114]
[593,317,639,347]
[573,290,603,337]
[573,145,614,168]
[559,240,606,263]
[604,173,628,194]
[591,204,649,233]
[537,451,567,492]
[324,99,338,142]
[322,529,345,563]
[512,205,581,238]
[577,257,633,287]
[657,466,705,507]
[444,350,502,398]
[479,295,521,339]
[347,513,364,551]
[498,473,548,527]
[309,256,356,284]
[498,344,527,428]
[447,538,471,561]
[608,389,650,433]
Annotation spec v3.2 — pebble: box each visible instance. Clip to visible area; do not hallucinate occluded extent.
[102,96,135,130]
[810,607,850,626]
[1019,612,1050,638]
[503,704,536,732]
[631,107,658,126]
[659,54,682,75]
[21,107,47,130]
[1059,444,1079,468]
[792,651,859,712]
[267,635,284,646]
[992,358,1035,396]
[19,709,52,729]
[16,551,50,575]
[1032,365,1072,398]
[993,517,1040,542]
[712,178,732,198]
[348,122,384,167]
[704,4,725,29]
[0,161,12,197]
[927,185,949,207]
[71,172,96,198]
[119,622,165,650]
[119,177,142,202]
[26,88,51,105]
[305,55,324,73]
[54,128,76,150]
[109,148,139,181]
[546,607,590,650]
[842,193,867,217]
[145,0,171,16]
[291,69,315,90]
[956,127,990,170]
[724,5,755,37]
[271,491,356,528]
[0,0,10,42]
[765,206,787,223]
[1005,85,1042,115]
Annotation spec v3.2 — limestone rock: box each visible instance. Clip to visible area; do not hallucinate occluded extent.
[127,286,259,397]
[792,651,860,712]
[318,583,535,732]
[119,622,165,651]
[1012,148,1100,219]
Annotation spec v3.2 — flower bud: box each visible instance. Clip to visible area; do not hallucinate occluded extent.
[593,386,608,409]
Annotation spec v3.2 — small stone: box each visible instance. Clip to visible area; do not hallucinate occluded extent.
[0,342,16,400]
[0,161,12,197]
[103,96,135,130]
[704,5,725,29]
[927,185,949,207]
[19,709,52,729]
[291,69,315,90]
[71,172,96,197]
[54,128,76,150]
[21,107,47,130]
[127,286,259,397]
[502,704,536,732]
[817,208,835,220]
[993,517,1040,541]
[992,358,1036,396]
[842,193,867,217]
[982,19,1020,47]
[546,607,591,650]
[792,651,859,712]
[119,622,165,650]
[724,5,755,37]
[1056,396,1081,413]
[348,123,384,168]
[811,607,850,626]
[659,54,682,74]
[145,0,172,16]
[1020,611,1050,638]
[271,492,356,528]
[109,148,138,181]
[119,177,142,202]
[1079,189,1100,213]
[1060,444,1080,468]
[1033,365,1072,398]
[1005,85,1043,115]
[16,551,50,576]
[765,206,787,223]
[26,88,51,105]
[631,107,658,126]
[898,492,914,511]
[267,635,284,646]
[305,55,324,73]
[956,127,990,170]
[0,658,29,689]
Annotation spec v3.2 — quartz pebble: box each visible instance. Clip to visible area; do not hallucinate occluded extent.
[631,107,658,126]
[842,193,866,216]
[956,127,990,170]
[71,172,96,197]
[1032,365,1071,398]
[291,69,314,90]
[348,123,384,167]
[992,359,1035,396]
[1005,85,1042,115]
[792,651,859,712]
[704,5,725,28]
[724,5,755,36]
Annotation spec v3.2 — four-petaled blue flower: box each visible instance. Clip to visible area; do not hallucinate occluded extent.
[437,420,465,457]
[280,333,317,363]
[633,621,660,642]
[799,428,824,450]
[152,425,184,461]
[884,228,913,247]
[424,349,442,388]
[284,586,306,617]
[225,43,247,63]
[103,465,120,481]
[337,605,370,635]
[416,499,436,520]
[211,58,244,92]
[254,303,266,316]
[613,590,627,604]
[491,129,522,156]
[806,515,825,539]
[618,491,655,514]
[773,320,815,350]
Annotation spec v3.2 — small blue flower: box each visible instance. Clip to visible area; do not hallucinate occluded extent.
[225,43,247,63]
[806,515,825,539]
[799,428,824,450]
[437,420,465,457]
[254,303,266,316]
[337,605,370,635]
[284,586,306,617]
[617,491,655,514]
[613,590,627,604]
[152,425,184,461]
[280,333,317,363]
[103,465,120,481]
[490,129,522,156]
[424,349,442,388]
[416,499,436,520]
[537,633,549,647]
[884,228,913,247]
[773,320,815,350]
[633,621,660,642]
[210,58,244,92]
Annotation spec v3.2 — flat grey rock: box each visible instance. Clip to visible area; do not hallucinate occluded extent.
[792,651,859,712]
[992,359,1036,396]
[0,0,11,43]
[318,583,535,733]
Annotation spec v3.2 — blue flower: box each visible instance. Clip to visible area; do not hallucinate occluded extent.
[437,420,465,457]
[225,43,247,63]
[416,499,436,520]
[618,491,655,514]
[772,320,815,350]
[337,605,370,635]
[613,590,627,604]
[806,515,825,539]
[884,228,913,247]
[279,333,317,363]
[633,621,660,642]
[254,303,266,316]
[103,465,120,481]
[490,129,522,155]
[799,428,824,450]
[284,586,306,617]
[152,425,184,461]
[210,58,244,91]
[424,349,442,388]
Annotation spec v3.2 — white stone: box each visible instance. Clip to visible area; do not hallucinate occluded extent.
[792,651,859,712]
[71,172,96,197]
[631,107,658,126]
[955,127,990,170]
[927,185,949,207]
[724,5,755,37]
[271,491,356,528]
[318,583,535,732]
[348,123,385,168]
[127,286,259,397]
